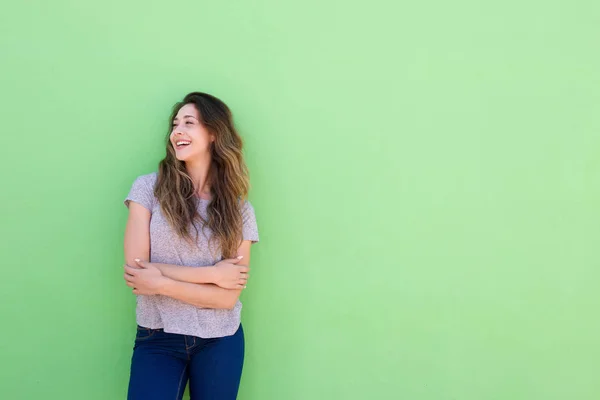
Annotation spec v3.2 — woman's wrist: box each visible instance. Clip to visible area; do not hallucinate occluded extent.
[152,263,219,284]
[205,266,218,284]
[158,277,177,296]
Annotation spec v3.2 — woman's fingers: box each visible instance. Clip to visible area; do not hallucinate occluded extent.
[124,265,139,275]
[223,283,246,289]
[221,256,243,264]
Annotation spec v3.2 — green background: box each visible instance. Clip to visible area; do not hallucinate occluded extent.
[1,1,599,399]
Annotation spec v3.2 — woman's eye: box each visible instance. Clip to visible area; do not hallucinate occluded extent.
[186,121,193,125]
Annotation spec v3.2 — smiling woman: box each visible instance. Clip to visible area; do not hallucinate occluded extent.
[122,92,259,400]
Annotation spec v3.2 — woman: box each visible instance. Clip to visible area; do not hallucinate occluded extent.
[122,92,259,400]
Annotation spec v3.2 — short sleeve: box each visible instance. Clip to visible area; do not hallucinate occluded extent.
[124,173,157,212]
[241,200,259,243]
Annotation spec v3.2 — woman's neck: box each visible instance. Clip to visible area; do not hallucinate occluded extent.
[185,156,212,198]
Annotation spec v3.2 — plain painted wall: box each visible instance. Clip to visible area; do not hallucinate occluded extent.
[1,1,599,399]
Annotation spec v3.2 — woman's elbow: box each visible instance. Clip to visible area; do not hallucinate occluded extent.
[220,290,241,310]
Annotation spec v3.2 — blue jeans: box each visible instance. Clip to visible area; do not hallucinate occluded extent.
[127,324,244,400]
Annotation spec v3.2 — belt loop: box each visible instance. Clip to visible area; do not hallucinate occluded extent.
[185,335,197,351]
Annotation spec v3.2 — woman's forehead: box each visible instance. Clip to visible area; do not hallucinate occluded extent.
[174,103,199,119]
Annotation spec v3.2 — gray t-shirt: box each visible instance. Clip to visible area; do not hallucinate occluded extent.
[124,172,259,338]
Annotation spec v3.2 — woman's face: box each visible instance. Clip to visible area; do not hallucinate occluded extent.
[170,103,214,162]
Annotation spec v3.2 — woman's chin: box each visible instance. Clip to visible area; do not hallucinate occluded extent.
[175,153,204,163]
[174,149,192,161]
[174,150,210,163]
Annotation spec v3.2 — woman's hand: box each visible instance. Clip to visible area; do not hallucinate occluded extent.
[212,256,250,289]
[124,259,170,295]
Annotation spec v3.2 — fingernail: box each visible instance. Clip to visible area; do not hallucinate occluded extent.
[244,285,247,289]
[134,258,140,262]
[237,256,243,259]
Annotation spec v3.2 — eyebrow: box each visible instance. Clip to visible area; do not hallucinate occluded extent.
[173,115,198,121]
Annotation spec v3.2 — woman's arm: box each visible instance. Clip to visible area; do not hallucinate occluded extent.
[153,263,215,283]
[124,264,241,309]
[152,257,249,288]
[123,201,253,309]
[160,280,243,310]
[124,240,253,309]
[124,202,151,268]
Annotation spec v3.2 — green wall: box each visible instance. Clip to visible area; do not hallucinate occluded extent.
[1,1,599,399]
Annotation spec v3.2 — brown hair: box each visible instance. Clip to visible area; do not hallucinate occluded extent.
[155,92,249,258]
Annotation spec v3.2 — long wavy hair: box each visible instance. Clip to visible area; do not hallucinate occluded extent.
[154,92,249,258]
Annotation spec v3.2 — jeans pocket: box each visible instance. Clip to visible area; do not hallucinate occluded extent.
[135,325,157,341]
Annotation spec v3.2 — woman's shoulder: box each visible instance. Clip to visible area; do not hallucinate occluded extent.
[133,172,158,187]
[239,197,254,209]
[125,172,158,210]
[239,198,257,220]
